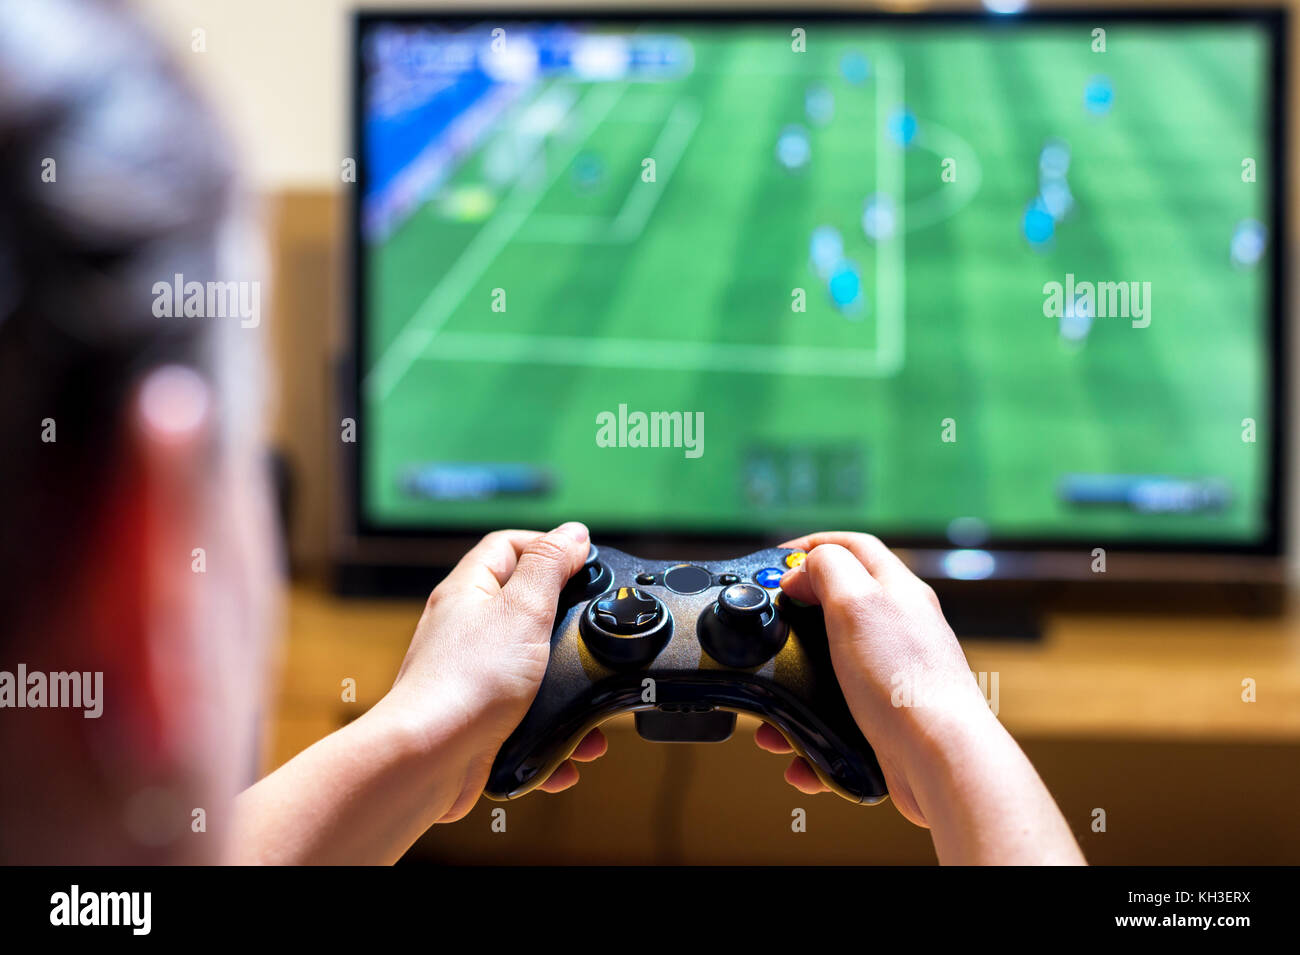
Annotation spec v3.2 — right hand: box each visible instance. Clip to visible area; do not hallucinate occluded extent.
[754,532,997,827]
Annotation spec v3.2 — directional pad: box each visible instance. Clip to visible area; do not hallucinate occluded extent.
[592,588,663,634]
[579,588,671,668]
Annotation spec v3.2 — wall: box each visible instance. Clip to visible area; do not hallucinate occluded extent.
[131,0,1274,190]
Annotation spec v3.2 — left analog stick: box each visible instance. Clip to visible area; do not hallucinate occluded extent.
[564,544,613,600]
[579,588,672,668]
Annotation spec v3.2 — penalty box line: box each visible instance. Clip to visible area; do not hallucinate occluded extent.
[364,82,627,404]
[383,50,908,389]
[426,48,908,379]
[417,332,902,377]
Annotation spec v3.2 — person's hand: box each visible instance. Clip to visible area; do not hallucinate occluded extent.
[380,523,607,821]
[753,532,996,828]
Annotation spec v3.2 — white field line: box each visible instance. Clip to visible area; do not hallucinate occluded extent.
[906,122,983,232]
[873,46,906,377]
[610,99,701,241]
[363,82,626,403]
[418,331,899,377]
[515,98,701,245]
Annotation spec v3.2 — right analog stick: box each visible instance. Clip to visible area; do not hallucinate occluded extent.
[698,583,789,668]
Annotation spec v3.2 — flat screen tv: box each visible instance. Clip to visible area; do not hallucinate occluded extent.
[344,8,1287,597]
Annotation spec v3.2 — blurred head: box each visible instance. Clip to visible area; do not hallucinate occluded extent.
[0,0,280,862]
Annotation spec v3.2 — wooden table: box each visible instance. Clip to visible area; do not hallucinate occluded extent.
[263,585,1300,864]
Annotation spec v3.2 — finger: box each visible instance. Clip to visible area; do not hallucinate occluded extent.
[779,531,915,586]
[500,522,590,622]
[437,529,546,601]
[790,545,887,639]
[777,555,817,605]
[536,729,606,794]
[778,541,883,610]
[537,760,580,793]
[569,727,608,762]
[784,756,831,795]
[754,722,794,754]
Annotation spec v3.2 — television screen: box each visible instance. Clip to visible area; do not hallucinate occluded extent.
[354,12,1282,553]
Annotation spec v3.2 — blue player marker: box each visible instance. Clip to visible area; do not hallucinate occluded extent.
[827,259,866,319]
[805,84,835,126]
[571,152,605,193]
[1038,139,1072,180]
[839,51,870,85]
[1039,177,1074,221]
[809,225,844,279]
[1231,219,1268,268]
[1022,200,1055,246]
[886,107,918,147]
[1084,75,1114,116]
[775,124,811,172]
[861,192,897,242]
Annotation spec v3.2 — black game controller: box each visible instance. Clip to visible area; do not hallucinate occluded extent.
[486,545,888,804]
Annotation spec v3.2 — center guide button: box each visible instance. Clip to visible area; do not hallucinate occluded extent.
[662,564,713,595]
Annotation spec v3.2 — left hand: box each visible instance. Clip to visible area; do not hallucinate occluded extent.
[381,523,607,822]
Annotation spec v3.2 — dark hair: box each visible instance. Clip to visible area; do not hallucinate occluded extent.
[0,0,239,617]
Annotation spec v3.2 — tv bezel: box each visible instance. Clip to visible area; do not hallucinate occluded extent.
[343,6,1290,579]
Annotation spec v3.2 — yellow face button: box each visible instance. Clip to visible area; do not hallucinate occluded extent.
[784,551,806,569]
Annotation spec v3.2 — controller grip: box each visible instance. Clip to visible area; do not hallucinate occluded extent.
[486,691,639,801]
[486,686,888,804]
[760,705,887,803]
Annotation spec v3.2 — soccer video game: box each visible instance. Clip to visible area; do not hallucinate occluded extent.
[357,14,1277,548]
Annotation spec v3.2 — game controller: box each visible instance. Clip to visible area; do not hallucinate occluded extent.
[486,544,889,804]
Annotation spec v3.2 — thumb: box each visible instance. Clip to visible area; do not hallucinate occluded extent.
[500,522,590,623]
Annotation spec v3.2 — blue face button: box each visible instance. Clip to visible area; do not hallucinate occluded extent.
[754,567,784,589]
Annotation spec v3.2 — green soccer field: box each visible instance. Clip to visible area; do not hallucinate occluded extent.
[361,20,1272,546]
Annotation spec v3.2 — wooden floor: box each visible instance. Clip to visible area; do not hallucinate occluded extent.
[263,584,1300,864]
